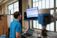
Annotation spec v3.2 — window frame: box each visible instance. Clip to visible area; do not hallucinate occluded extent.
[7,1,19,15]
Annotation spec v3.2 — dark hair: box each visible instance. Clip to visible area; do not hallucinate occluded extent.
[13,11,21,19]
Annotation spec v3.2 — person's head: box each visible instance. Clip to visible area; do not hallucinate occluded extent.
[13,11,22,20]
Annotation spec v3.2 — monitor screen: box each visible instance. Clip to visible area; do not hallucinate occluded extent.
[26,7,38,18]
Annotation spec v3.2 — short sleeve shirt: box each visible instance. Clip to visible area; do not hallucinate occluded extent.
[10,19,21,38]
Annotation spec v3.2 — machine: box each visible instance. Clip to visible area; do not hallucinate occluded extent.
[24,8,55,38]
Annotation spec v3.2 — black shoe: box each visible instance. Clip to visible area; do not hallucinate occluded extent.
[42,29,47,36]
[37,37,41,38]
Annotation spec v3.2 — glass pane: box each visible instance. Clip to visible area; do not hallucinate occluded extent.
[8,8,10,14]
[42,0,46,9]
[33,20,42,29]
[37,21,42,29]
[36,0,38,2]
[46,24,50,30]
[50,0,54,8]
[14,2,19,12]
[38,1,42,9]
[46,10,54,31]
[46,0,49,8]
[50,10,54,15]
[50,22,54,31]
[36,21,39,28]
[33,0,36,2]
[11,9,14,14]
[33,20,38,28]
[38,24,42,29]
[36,2,38,7]
[46,22,54,31]
[8,4,13,10]
[37,22,39,29]
[56,0,57,7]
[33,3,36,7]
[38,0,42,2]
[8,4,13,14]
[50,10,54,31]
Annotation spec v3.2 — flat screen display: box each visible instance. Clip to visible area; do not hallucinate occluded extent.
[26,7,38,18]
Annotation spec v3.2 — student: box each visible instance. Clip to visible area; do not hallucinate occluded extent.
[10,11,22,38]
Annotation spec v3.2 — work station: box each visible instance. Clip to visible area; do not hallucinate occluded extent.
[0,0,57,38]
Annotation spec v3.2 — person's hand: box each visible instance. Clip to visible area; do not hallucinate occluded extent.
[24,32,26,34]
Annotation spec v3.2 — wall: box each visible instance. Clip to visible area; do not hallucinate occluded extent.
[22,0,28,32]
[22,0,33,31]
[0,1,8,35]
[0,0,17,35]
[0,0,33,32]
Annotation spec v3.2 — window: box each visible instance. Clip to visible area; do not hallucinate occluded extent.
[8,2,19,27]
[46,22,54,31]
[14,2,19,12]
[33,0,36,2]
[8,2,19,14]
[50,10,54,15]
[56,0,57,7]
[8,4,14,14]
[50,0,54,8]
[35,2,38,7]
[33,0,54,9]
[33,3,36,7]
[46,9,54,31]
[33,20,38,28]
[32,0,57,32]
[42,0,46,9]
[50,22,54,31]
[46,0,49,8]
[33,20,42,29]
[38,1,42,9]
[33,9,54,31]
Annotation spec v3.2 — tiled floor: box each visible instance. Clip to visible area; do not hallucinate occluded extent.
[26,31,57,38]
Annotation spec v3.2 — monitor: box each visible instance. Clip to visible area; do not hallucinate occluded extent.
[25,7,38,20]
[26,7,38,18]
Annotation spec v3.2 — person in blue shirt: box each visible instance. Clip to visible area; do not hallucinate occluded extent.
[10,11,22,38]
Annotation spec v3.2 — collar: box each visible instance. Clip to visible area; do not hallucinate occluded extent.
[13,18,19,22]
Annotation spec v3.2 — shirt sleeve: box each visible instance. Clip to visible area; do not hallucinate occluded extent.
[16,23,21,33]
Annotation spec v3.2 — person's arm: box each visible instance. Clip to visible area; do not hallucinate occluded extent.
[24,21,29,33]
[16,32,21,38]
[16,23,21,38]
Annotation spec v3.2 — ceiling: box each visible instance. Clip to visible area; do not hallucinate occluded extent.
[0,0,8,5]
[0,0,17,5]
[0,0,3,3]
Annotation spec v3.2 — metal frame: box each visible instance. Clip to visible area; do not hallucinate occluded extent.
[54,0,56,32]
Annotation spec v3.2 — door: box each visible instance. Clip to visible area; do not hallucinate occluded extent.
[0,15,8,35]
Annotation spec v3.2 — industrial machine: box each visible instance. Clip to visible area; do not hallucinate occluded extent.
[24,7,55,38]
[38,9,51,38]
